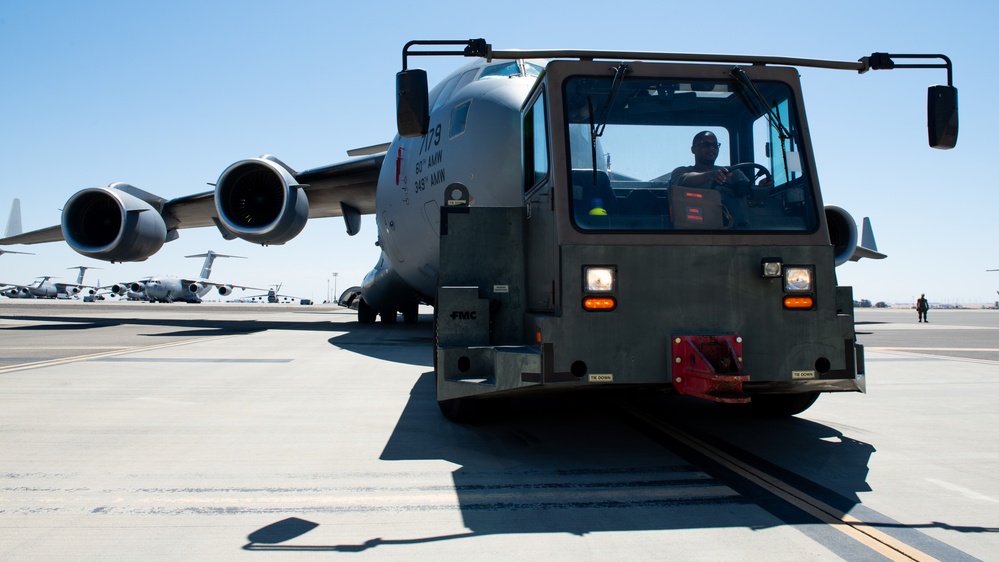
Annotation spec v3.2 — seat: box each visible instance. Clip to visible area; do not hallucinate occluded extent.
[571,169,617,214]
[623,189,665,216]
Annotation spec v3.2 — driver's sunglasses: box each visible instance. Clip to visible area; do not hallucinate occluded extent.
[694,141,722,149]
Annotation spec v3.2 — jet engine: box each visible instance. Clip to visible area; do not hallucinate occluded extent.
[61,185,168,262]
[214,158,309,245]
[187,282,204,295]
[825,206,859,267]
[217,284,234,296]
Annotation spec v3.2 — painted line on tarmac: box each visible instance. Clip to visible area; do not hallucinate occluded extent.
[623,405,942,562]
[0,335,239,375]
[867,348,999,366]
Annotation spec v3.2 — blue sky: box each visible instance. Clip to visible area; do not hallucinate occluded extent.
[1,1,995,305]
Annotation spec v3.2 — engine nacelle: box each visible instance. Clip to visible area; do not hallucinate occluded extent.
[214,158,309,245]
[61,185,168,262]
[187,282,204,295]
[217,284,234,296]
[825,206,859,267]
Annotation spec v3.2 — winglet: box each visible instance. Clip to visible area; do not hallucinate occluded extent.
[850,217,887,261]
[5,198,22,238]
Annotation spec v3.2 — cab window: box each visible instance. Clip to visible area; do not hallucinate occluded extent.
[563,76,817,233]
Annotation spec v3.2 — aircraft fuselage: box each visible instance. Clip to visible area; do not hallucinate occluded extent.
[363,60,542,317]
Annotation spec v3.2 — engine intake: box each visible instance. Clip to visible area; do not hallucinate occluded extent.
[214,158,309,245]
[825,206,859,267]
[61,185,168,262]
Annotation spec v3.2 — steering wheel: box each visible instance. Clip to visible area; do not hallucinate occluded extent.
[719,163,772,197]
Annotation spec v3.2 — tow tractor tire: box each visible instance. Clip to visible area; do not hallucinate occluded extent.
[749,392,820,418]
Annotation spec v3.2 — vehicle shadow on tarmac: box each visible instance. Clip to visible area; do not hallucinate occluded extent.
[242,372,909,553]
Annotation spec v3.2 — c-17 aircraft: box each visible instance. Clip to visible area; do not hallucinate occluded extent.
[0,40,957,419]
[236,283,309,304]
[1,266,98,299]
[109,251,257,303]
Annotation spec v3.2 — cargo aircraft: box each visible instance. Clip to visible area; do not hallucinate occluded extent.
[109,251,257,303]
[0,40,959,420]
[0,41,906,323]
[1,266,98,299]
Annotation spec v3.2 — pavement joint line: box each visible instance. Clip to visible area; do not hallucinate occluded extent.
[866,348,999,366]
[0,335,240,375]
[621,403,940,562]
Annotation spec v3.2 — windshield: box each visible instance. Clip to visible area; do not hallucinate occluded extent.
[563,74,817,233]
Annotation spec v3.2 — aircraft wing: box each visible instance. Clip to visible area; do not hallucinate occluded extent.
[194,279,268,292]
[848,217,887,262]
[849,246,887,261]
[0,224,64,244]
[0,152,385,247]
[155,153,387,231]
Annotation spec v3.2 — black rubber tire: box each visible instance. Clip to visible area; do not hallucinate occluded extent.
[748,392,820,418]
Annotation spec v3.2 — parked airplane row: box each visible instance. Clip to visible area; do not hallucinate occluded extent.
[2,198,267,303]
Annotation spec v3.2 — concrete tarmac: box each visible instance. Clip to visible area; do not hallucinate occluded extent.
[1,300,996,560]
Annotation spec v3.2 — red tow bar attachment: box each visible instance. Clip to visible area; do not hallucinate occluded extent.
[671,335,750,403]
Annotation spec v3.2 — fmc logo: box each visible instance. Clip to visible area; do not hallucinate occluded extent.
[450,311,477,320]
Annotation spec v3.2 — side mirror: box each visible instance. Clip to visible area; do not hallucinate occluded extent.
[928,85,958,149]
[397,69,429,138]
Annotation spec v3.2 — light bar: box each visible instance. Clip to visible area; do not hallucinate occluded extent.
[583,297,616,311]
[783,296,814,309]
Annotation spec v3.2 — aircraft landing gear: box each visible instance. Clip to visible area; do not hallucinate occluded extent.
[357,298,377,324]
[402,300,419,324]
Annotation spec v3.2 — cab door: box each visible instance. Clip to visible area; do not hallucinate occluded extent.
[523,88,557,314]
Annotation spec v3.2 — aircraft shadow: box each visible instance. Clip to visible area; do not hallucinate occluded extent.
[0,313,435,364]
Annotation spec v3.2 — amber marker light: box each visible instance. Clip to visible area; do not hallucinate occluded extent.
[783,296,815,309]
[583,297,616,311]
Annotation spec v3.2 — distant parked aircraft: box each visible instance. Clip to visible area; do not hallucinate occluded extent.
[109,251,259,303]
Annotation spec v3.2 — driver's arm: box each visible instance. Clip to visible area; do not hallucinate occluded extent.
[674,168,732,187]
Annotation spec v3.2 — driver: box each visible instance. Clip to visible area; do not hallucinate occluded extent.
[669,131,773,192]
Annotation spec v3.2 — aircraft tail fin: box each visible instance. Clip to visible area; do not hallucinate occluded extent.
[68,265,99,285]
[5,199,22,238]
[849,217,887,261]
[186,250,247,279]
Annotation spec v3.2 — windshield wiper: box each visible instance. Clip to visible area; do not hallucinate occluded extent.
[588,63,630,183]
[730,67,793,182]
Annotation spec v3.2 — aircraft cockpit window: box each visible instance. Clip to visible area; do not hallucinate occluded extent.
[431,74,462,113]
[523,62,544,78]
[450,100,471,139]
[564,75,817,234]
[479,61,525,80]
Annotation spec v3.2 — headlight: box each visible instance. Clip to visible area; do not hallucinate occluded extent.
[584,266,615,292]
[761,259,782,278]
[784,266,813,292]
